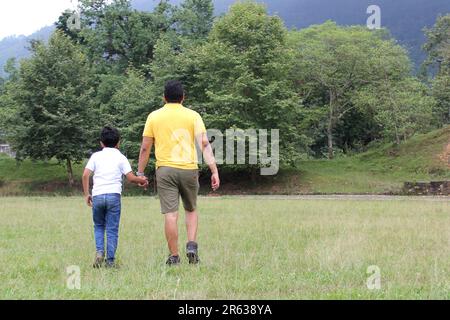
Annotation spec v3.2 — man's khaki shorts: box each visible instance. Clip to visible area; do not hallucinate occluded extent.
[156,166,200,214]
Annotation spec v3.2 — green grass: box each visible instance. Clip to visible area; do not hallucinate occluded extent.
[293,126,450,194]
[0,197,449,299]
[0,155,85,195]
[0,126,449,195]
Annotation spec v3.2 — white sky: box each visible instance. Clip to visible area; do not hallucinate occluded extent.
[0,0,78,40]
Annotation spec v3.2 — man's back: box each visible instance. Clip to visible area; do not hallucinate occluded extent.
[142,103,206,170]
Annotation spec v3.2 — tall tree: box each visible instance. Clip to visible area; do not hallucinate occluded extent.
[431,74,450,125]
[0,59,19,141]
[354,78,434,144]
[423,14,450,74]
[4,31,96,185]
[176,0,214,40]
[290,22,416,157]
[424,14,450,126]
[57,0,179,74]
[186,1,308,168]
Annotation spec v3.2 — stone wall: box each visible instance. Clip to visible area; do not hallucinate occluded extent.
[403,181,449,196]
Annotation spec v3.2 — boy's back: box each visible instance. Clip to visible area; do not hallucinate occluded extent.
[86,147,131,196]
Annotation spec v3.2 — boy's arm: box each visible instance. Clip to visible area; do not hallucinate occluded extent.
[82,168,93,207]
[137,137,154,174]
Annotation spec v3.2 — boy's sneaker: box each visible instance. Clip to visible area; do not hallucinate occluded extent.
[186,241,199,264]
[93,252,104,268]
[166,255,181,266]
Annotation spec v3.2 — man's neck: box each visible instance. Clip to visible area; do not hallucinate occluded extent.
[165,102,183,107]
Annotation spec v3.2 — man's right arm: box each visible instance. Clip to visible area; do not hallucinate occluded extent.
[138,137,154,174]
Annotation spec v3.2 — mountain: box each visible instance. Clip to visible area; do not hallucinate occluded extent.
[0,0,449,77]
[0,25,54,77]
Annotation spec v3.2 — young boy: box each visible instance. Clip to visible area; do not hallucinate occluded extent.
[82,126,148,268]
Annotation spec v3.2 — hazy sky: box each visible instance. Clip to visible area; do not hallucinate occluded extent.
[0,0,78,40]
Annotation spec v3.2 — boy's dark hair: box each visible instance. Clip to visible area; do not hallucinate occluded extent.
[100,126,120,148]
[164,80,184,103]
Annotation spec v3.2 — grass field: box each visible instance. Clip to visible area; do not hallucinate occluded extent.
[0,196,449,299]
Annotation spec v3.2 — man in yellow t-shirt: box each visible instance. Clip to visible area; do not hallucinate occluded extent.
[137,80,220,266]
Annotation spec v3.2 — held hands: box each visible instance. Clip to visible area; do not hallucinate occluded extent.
[136,175,149,189]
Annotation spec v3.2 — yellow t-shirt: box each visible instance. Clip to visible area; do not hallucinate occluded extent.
[142,103,207,170]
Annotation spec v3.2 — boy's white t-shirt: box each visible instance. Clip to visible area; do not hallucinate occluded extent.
[85,148,132,197]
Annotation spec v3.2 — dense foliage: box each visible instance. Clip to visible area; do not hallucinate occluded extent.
[424,14,450,126]
[0,0,447,183]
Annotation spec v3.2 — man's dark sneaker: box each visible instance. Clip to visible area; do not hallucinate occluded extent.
[166,255,181,266]
[93,251,104,268]
[105,260,118,269]
[186,241,199,264]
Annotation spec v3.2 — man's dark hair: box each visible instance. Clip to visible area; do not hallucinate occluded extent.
[164,80,184,103]
[100,126,120,148]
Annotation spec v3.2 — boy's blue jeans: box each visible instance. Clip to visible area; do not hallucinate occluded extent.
[92,193,121,262]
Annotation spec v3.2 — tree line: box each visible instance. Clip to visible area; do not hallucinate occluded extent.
[0,0,448,184]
